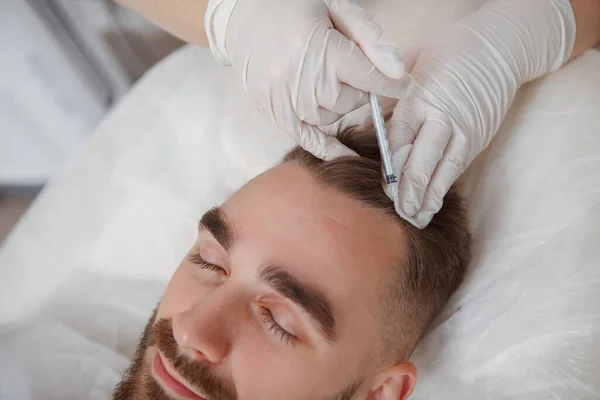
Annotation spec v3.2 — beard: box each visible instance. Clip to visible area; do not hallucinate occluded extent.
[112,307,236,400]
[112,307,361,400]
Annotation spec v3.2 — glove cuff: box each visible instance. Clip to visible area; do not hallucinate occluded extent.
[205,0,239,66]
[549,0,577,70]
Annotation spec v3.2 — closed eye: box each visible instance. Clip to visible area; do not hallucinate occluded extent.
[258,306,299,347]
[188,252,226,275]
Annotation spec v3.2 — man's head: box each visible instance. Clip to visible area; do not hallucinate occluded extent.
[113,125,471,400]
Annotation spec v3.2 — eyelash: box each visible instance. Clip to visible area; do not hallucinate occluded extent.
[188,252,226,274]
[189,252,298,347]
[258,306,299,347]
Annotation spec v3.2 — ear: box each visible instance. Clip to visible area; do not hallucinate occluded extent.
[366,363,416,400]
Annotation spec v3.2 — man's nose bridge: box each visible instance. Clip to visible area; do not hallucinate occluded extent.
[187,282,245,336]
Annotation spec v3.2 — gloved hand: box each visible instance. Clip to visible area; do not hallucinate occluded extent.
[387,0,576,228]
[205,0,413,160]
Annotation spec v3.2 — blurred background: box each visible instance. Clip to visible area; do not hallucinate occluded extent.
[0,0,185,244]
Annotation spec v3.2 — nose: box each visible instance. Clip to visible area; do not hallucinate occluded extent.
[172,287,239,364]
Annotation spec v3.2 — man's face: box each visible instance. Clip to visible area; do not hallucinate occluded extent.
[114,162,408,400]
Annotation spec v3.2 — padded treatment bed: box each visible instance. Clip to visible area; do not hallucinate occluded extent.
[1,1,599,398]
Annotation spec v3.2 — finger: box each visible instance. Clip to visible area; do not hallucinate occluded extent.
[295,122,358,161]
[387,104,422,151]
[393,202,421,229]
[378,96,399,120]
[325,0,404,79]
[402,46,421,72]
[325,29,411,99]
[390,144,413,185]
[411,138,467,228]
[398,118,452,217]
[300,107,343,126]
[411,158,462,229]
[384,144,412,201]
[383,163,422,229]
[391,146,426,229]
[318,84,369,115]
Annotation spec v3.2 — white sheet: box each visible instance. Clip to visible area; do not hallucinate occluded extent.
[1,1,599,398]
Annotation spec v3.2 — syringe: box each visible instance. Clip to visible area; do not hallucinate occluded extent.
[369,93,399,206]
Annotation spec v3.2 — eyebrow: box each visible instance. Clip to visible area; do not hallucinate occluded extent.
[198,207,233,251]
[260,265,337,343]
[198,207,337,343]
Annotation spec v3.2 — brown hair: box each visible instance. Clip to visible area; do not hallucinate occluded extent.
[283,124,471,361]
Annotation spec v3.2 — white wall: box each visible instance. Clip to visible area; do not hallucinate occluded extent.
[0,0,110,186]
[0,0,182,186]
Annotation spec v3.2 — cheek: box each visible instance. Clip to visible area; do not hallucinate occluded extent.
[231,333,340,400]
[232,338,310,399]
[157,263,208,320]
[235,335,368,400]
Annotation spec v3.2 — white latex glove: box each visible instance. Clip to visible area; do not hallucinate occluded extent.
[205,0,413,160]
[387,0,576,228]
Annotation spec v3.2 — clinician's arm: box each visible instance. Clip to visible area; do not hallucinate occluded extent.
[115,0,410,162]
[384,0,600,228]
[114,0,600,57]
[113,0,209,46]
[570,0,600,58]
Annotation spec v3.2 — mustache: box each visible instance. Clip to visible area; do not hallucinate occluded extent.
[151,318,237,400]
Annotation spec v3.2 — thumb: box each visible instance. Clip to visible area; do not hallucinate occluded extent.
[382,144,411,202]
[325,0,405,79]
[383,144,423,228]
[390,144,413,184]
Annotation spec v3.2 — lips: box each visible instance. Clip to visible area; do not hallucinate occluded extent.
[152,352,207,400]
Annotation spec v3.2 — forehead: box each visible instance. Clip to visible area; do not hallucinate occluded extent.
[220,162,407,317]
